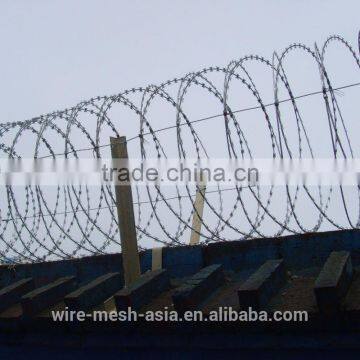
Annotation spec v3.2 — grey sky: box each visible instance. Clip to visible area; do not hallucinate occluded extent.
[0,0,359,123]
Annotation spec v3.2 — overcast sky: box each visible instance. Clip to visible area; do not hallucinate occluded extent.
[0,0,359,123]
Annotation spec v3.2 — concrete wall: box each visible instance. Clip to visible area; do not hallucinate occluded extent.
[203,229,360,271]
[1,229,360,287]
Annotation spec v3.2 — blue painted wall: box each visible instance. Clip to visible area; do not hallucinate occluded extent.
[1,229,359,288]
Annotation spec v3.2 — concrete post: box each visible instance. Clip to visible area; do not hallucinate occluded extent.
[110,136,141,287]
[152,247,163,270]
[189,171,207,245]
